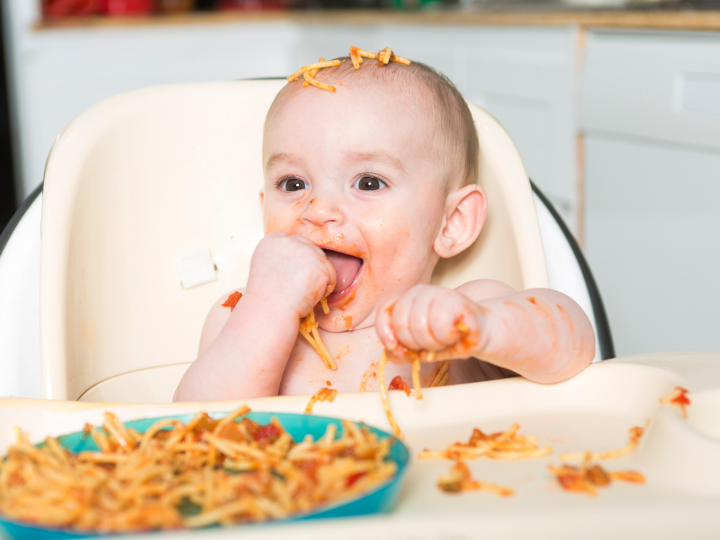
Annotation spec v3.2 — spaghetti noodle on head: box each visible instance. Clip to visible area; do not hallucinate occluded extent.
[265,58,479,191]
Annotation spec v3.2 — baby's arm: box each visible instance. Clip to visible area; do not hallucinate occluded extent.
[174,233,335,402]
[375,281,595,383]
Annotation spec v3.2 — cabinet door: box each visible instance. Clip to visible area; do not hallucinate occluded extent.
[585,133,720,355]
[583,31,720,356]
[459,26,579,230]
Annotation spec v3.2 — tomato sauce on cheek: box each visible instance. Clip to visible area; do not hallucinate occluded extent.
[359,206,433,298]
[264,207,302,235]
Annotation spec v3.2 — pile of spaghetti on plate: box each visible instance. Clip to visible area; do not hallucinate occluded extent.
[0,406,397,534]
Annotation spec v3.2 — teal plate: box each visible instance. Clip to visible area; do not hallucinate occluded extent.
[0,412,409,539]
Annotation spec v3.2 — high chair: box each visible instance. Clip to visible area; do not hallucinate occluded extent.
[0,79,613,403]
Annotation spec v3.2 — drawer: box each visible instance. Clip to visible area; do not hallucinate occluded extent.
[581,30,720,150]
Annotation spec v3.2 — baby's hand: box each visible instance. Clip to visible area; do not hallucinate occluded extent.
[375,285,484,363]
[245,232,336,319]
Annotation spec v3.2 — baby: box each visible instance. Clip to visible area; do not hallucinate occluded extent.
[174,53,595,402]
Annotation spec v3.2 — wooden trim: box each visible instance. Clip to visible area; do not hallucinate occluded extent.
[34,10,720,32]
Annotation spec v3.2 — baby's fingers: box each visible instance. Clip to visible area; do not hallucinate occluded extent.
[406,287,452,351]
[390,291,427,352]
[298,236,336,300]
[319,251,337,299]
[428,294,482,357]
[375,297,400,353]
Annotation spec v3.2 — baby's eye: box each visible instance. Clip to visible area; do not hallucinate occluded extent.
[354,176,387,191]
[279,178,308,192]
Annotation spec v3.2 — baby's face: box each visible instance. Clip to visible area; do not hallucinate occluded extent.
[262,82,449,332]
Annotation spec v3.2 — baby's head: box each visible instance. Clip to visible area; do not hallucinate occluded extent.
[261,55,487,331]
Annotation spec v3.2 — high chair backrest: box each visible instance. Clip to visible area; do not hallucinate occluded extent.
[40,80,548,402]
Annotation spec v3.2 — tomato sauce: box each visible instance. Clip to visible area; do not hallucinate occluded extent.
[221,291,243,311]
[388,375,411,396]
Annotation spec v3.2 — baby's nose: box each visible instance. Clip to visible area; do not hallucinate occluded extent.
[301,196,345,226]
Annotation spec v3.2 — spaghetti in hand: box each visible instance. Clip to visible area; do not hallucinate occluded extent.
[376,285,482,366]
[375,311,470,438]
[299,298,336,370]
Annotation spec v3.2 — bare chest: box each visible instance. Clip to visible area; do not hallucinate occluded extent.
[278,326,478,396]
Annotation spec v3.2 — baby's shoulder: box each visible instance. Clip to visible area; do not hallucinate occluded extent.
[455,279,517,302]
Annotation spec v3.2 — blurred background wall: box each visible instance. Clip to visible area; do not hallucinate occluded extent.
[1,0,720,358]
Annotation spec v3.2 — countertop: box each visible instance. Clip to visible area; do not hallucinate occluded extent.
[33,6,720,31]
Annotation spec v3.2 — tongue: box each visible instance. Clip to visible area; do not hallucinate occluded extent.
[324,250,363,293]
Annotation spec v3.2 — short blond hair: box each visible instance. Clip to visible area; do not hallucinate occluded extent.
[265,58,479,189]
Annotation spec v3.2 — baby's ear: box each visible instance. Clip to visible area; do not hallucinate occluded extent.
[433,184,487,258]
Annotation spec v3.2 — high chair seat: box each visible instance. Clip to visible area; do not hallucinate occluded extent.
[3,79,576,402]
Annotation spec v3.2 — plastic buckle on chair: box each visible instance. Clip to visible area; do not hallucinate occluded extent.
[177,248,217,289]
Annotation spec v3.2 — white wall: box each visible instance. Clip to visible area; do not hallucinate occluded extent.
[2,3,580,232]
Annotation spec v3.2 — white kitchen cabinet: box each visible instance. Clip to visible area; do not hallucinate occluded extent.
[2,3,580,233]
[582,30,720,356]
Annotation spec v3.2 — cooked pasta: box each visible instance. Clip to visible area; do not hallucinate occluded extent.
[0,407,397,533]
[418,423,552,461]
[550,454,645,496]
[376,321,469,440]
[289,46,411,93]
[437,461,513,496]
[304,388,338,414]
[378,350,404,440]
[560,425,646,462]
[660,387,691,418]
[299,304,336,370]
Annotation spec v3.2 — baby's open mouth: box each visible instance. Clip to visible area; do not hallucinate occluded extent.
[323,249,363,302]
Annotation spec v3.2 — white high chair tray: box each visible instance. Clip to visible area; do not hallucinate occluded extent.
[1,360,719,539]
